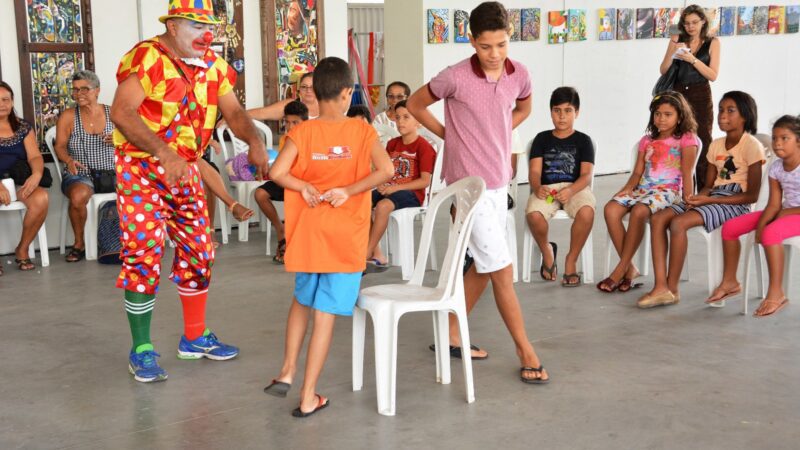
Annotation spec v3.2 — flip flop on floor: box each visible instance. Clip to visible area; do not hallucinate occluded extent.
[705,285,742,304]
[561,273,581,287]
[364,258,390,274]
[618,278,643,293]
[428,343,488,360]
[292,394,329,418]
[65,247,85,263]
[15,258,34,271]
[754,297,789,317]
[263,379,291,397]
[539,242,557,281]
[520,366,550,384]
[272,239,286,265]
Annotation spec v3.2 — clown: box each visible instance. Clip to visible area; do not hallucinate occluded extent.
[110,0,268,383]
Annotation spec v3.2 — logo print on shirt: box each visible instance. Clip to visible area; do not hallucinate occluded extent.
[311,146,352,160]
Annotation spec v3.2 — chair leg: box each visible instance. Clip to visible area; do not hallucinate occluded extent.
[582,231,594,283]
[237,189,250,242]
[604,229,613,277]
[706,234,725,307]
[352,307,367,392]
[59,202,68,254]
[265,211,272,256]
[372,309,398,416]
[454,307,475,404]
[37,223,49,267]
[433,310,451,384]
[754,245,766,299]
[428,219,439,271]
[742,235,754,315]
[85,198,101,261]
[217,198,228,245]
[522,228,532,283]
[784,246,793,294]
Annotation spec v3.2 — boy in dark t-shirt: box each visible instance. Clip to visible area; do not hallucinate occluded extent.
[366,100,436,269]
[526,87,596,286]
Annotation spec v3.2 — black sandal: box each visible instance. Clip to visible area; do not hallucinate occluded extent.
[520,366,550,384]
[15,258,35,271]
[561,273,581,287]
[539,242,557,281]
[65,247,85,263]
[272,239,286,265]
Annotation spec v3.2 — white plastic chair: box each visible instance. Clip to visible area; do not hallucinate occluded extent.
[45,127,116,261]
[383,141,444,280]
[374,123,400,147]
[741,236,799,314]
[352,176,485,417]
[215,120,272,243]
[695,153,773,308]
[0,179,49,267]
[521,150,595,284]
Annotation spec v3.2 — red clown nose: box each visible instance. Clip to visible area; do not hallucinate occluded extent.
[203,31,214,43]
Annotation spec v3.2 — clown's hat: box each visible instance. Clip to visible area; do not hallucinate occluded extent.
[159,0,221,24]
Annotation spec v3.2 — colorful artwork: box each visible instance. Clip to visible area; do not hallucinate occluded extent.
[617,8,634,40]
[548,10,567,44]
[521,8,541,41]
[768,5,786,34]
[26,0,83,44]
[507,9,522,41]
[636,8,654,39]
[454,10,470,43]
[428,9,449,44]
[737,6,755,35]
[211,0,245,103]
[598,8,616,41]
[787,6,800,33]
[274,0,320,101]
[30,52,83,150]
[719,7,737,36]
[567,9,587,41]
[668,8,682,35]
[705,7,720,36]
[753,6,770,34]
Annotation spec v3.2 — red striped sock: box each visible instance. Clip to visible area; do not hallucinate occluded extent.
[178,287,208,341]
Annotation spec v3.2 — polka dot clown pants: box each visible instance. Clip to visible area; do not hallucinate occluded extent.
[114,153,214,295]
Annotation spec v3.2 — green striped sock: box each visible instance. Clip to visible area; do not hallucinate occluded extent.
[125,291,156,354]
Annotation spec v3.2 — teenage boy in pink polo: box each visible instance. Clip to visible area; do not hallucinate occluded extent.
[407,1,548,384]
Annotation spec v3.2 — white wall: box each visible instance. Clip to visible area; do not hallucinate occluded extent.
[389,0,800,179]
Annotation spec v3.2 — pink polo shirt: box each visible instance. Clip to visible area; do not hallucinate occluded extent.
[428,54,532,189]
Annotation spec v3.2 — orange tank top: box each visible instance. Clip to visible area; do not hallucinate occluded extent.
[283,118,378,273]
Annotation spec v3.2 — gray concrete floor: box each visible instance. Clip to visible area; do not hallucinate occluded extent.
[1,173,799,450]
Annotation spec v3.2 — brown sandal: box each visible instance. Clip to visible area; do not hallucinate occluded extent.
[15,258,35,271]
[596,277,620,293]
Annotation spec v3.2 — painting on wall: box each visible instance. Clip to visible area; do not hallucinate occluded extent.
[719,7,737,36]
[636,8,654,39]
[29,52,84,149]
[737,6,755,35]
[753,6,769,34]
[454,9,470,43]
[668,8,682,35]
[428,9,449,43]
[768,5,786,34]
[598,8,616,41]
[705,7,720,36]
[617,8,634,40]
[567,9,587,41]
[270,0,321,102]
[521,8,541,41]
[211,0,245,103]
[654,8,671,38]
[548,11,567,44]
[787,6,800,33]
[508,9,521,41]
[26,0,84,44]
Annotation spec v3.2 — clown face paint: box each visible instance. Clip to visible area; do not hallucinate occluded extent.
[169,19,216,59]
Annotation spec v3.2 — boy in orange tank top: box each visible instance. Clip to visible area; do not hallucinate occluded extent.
[264,57,394,418]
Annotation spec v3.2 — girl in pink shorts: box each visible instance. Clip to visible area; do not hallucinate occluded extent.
[707,115,800,316]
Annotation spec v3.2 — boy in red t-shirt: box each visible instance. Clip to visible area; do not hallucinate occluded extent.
[265,57,393,418]
[366,101,437,269]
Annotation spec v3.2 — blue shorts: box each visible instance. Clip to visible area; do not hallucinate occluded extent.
[372,189,421,210]
[294,272,363,316]
[61,173,94,195]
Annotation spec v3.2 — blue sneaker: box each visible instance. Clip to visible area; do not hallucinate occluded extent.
[177,331,239,361]
[128,350,168,383]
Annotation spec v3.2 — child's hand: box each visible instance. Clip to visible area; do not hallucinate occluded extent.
[555,187,573,203]
[377,184,395,196]
[301,183,322,208]
[686,195,709,207]
[755,225,765,244]
[322,188,349,208]
[535,186,550,200]
[614,186,633,198]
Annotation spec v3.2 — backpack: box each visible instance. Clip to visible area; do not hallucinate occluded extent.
[97,201,123,265]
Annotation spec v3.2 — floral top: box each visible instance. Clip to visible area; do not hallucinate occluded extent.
[636,132,700,192]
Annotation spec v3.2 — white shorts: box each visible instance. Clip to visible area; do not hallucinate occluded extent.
[468,186,512,274]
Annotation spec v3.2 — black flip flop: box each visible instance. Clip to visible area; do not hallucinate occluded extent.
[520,366,550,384]
[539,242,557,281]
[561,273,581,287]
[428,343,488,360]
[291,395,329,418]
[264,379,291,397]
[65,247,85,263]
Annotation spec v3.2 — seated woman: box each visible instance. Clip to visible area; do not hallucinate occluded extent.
[53,70,115,262]
[0,81,49,273]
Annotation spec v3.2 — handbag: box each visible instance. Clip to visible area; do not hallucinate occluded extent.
[97,201,123,264]
[90,169,117,194]
[652,62,679,96]
[6,159,53,188]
